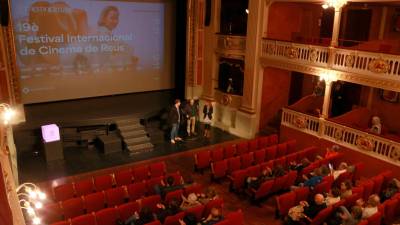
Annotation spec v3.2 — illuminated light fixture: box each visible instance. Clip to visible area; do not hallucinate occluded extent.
[322,0,347,9]
[319,71,338,82]
[0,103,15,125]
[32,217,41,225]
[17,183,47,225]
[245,9,249,14]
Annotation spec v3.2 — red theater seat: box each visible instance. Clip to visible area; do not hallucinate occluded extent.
[260,161,274,171]
[185,204,205,221]
[105,186,127,207]
[96,208,119,225]
[141,195,162,213]
[276,191,296,217]
[283,170,298,190]
[253,149,266,164]
[149,161,167,178]
[84,191,105,213]
[224,144,236,159]
[353,162,365,182]
[71,214,96,225]
[229,170,247,192]
[246,165,261,178]
[133,165,150,182]
[286,139,297,154]
[274,157,286,168]
[276,143,288,158]
[383,198,398,224]
[211,146,225,162]
[51,221,69,225]
[366,212,382,225]
[269,134,279,146]
[361,180,375,200]
[225,210,244,225]
[314,181,330,194]
[310,206,333,225]
[94,174,114,191]
[257,136,270,149]
[75,178,94,196]
[117,201,140,221]
[240,153,254,169]
[248,139,258,151]
[372,175,384,195]
[114,169,133,186]
[211,160,228,180]
[146,176,164,195]
[294,187,310,204]
[62,197,85,219]
[265,146,277,161]
[165,189,183,204]
[194,150,211,170]
[165,172,183,186]
[252,180,274,201]
[163,211,185,225]
[144,221,162,225]
[286,153,297,164]
[40,202,63,224]
[271,174,288,194]
[203,198,224,217]
[54,183,75,202]
[127,182,147,201]
[236,141,249,155]
[344,193,361,209]
[227,157,241,175]
[184,183,203,196]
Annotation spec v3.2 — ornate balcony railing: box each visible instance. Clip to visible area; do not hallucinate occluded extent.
[282,108,400,166]
[216,34,246,56]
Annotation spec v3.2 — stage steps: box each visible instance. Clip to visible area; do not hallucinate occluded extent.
[115,117,154,154]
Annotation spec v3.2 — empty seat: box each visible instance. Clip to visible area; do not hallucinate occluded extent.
[227,157,241,175]
[84,191,105,213]
[96,208,119,225]
[268,134,279,146]
[265,146,277,161]
[133,165,150,182]
[185,204,205,221]
[314,181,330,194]
[149,161,167,178]
[246,165,261,178]
[251,180,274,201]
[74,178,94,196]
[211,146,224,162]
[117,201,140,221]
[383,198,398,224]
[71,214,96,225]
[253,149,266,165]
[276,191,296,217]
[294,187,310,204]
[194,150,211,171]
[283,170,298,190]
[257,136,270,149]
[236,142,249,155]
[144,221,162,225]
[223,145,236,159]
[54,183,75,202]
[141,195,162,213]
[366,212,382,225]
[94,174,114,191]
[51,221,69,225]
[225,209,244,225]
[352,162,365,182]
[40,202,63,224]
[184,183,203,196]
[127,182,147,201]
[163,211,185,225]
[164,189,183,204]
[105,186,127,207]
[276,143,288,158]
[260,161,274,171]
[286,153,297,165]
[229,170,247,193]
[146,176,164,195]
[203,198,224,217]
[271,174,288,194]
[62,197,85,219]
[114,169,133,186]
[361,180,375,200]
[211,160,228,180]
[240,153,254,169]
[286,139,297,154]
[274,157,286,168]
[248,139,258,151]
[372,175,384,195]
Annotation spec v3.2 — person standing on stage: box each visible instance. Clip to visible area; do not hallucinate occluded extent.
[185,99,198,137]
[169,99,182,144]
[203,101,213,138]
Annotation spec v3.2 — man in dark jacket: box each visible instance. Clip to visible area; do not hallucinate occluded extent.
[169,99,182,144]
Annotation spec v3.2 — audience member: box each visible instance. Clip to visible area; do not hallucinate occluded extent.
[181,193,201,210]
[340,180,353,199]
[326,187,341,206]
[369,116,382,135]
[289,158,311,172]
[272,165,286,177]
[198,187,218,205]
[380,178,400,201]
[156,176,184,198]
[339,206,363,225]
[156,199,181,223]
[119,207,155,225]
[361,194,380,219]
[179,213,198,225]
[246,167,274,189]
[285,193,327,225]
[331,162,348,180]
[201,207,224,225]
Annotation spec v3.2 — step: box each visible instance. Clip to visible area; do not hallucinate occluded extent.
[120,129,147,138]
[118,124,143,132]
[127,143,154,154]
[124,136,150,145]
[115,118,141,125]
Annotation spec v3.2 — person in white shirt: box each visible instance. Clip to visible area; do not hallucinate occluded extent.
[361,194,380,219]
[326,187,341,206]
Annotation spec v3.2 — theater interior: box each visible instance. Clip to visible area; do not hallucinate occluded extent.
[0,0,400,224]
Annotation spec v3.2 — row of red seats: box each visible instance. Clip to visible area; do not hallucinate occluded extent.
[44,172,186,224]
[209,142,309,181]
[53,161,168,202]
[49,197,230,225]
[194,134,290,171]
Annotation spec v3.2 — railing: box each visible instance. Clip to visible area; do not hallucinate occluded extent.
[261,39,329,67]
[281,108,400,166]
[216,34,246,55]
[261,39,400,83]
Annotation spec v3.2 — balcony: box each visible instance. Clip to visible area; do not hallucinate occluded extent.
[281,108,400,166]
[261,39,400,91]
[216,34,246,57]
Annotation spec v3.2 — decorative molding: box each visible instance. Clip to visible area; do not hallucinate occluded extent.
[285,47,299,59]
[368,58,390,74]
[215,34,246,57]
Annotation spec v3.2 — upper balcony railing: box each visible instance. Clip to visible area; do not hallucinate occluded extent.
[281,108,400,166]
[262,39,400,83]
[216,34,246,56]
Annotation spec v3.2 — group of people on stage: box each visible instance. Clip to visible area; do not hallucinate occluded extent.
[168,99,214,144]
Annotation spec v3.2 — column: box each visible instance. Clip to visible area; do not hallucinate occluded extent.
[330,7,343,47]
[378,7,388,40]
[322,80,333,118]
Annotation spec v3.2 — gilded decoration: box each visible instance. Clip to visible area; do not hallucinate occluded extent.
[285,47,299,59]
[221,94,232,106]
[309,48,318,62]
[294,116,307,129]
[368,58,390,74]
[345,53,355,67]
[390,147,400,161]
[356,136,375,151]
[334,129,343,141]
[267,43,275,55]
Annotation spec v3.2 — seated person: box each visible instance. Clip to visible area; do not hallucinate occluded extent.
[339,206,363,225]
[331,162,349,180]
[380,178,400,202]
[289,158,311,172]
[317,145,340,160]
[156,176,184,197]
[272,165,287,177]
[285,193,327,225]
[119,207,155,225]
[301,166,329,188]
[369,116,382,135]
[179,213,198,225]
[340,180,353,199]
[246,167,274,189]
[198,187,219,205]
[201,207,224,225]
[361,194,380,219]
[181,193,201,210]
[156,199,181,223]
[326,187,341,206]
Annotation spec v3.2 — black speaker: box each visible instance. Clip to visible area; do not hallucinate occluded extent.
[204,0,211,26]
[0,0,9,27]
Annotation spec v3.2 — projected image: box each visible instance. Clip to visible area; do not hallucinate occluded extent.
[11,0,173,103]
